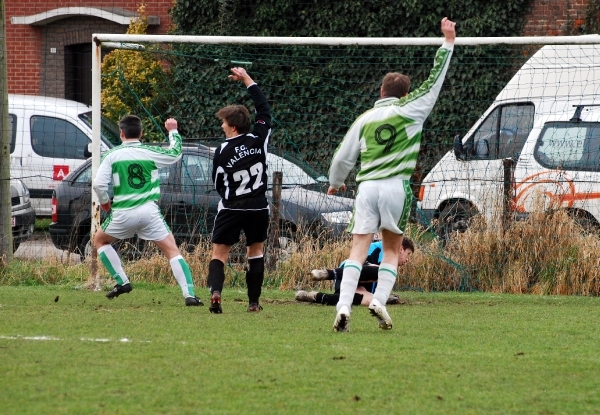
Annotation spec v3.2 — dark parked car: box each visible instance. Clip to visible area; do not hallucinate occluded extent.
[49,144,354,258]
[10,178,36,252]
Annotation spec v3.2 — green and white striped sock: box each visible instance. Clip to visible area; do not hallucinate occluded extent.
[98,245,129,285]
[373,263,397,305]
[336,260,362,312]
[170,255,195,298]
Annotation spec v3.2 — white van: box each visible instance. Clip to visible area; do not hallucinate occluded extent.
[8,95,118,216]
[418,43,600,240]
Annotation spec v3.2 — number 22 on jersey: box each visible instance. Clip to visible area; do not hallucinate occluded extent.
[233,162,264,196]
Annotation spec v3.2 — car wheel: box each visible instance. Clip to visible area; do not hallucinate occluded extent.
[438,201,478,244]
[116,238,147,261]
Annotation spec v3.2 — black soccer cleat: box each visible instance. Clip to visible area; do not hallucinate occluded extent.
[386,294,401,305]
[106,283,133,299]
[185,296,204,306]
[209,291,222,314]
[247,302,263,312]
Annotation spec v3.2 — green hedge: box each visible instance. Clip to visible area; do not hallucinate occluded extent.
[166,0,537,181]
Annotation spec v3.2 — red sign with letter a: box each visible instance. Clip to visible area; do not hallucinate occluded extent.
[53,165,69,181]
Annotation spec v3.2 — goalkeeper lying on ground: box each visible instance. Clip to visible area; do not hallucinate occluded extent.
[295,238,414,306]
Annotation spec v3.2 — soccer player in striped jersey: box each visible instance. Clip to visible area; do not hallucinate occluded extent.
[93,115,202,306]
[328,17,456,331]
[206,67,272,314]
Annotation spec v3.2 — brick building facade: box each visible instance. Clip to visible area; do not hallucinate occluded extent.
[6,1,172,104]
[4,0,595,104]
[523,0,590,36]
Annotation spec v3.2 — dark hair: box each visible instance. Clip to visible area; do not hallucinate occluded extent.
[119,115,143,139]
[381,72,410,98]
[402,237,415,253]
[217,105,251,134]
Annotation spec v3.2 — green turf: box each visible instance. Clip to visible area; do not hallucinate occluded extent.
[1,287,599,414]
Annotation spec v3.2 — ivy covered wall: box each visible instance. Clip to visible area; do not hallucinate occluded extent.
[167,0,536,183]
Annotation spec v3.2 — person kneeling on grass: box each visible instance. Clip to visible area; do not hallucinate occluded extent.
[295,238,414,306]
[93,116,202,307]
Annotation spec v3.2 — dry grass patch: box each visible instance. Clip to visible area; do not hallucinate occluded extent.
[5,213,600,298]
[401,210,600,295]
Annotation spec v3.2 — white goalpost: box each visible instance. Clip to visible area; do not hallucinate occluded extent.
[88,33,600,286]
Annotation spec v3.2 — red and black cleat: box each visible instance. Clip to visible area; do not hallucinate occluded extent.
[209,291,222,314]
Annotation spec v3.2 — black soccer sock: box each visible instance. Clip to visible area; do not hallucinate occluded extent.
[246,256,265,303]
[318,292,363,306]
[352,293,364,306]
[315,292,326,304]
[207,259,225,294]
[320,293,339,306]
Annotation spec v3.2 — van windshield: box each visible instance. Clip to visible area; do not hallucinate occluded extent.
[79,112,119,148]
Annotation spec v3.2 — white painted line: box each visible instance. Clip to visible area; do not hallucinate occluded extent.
[1,335,150,343]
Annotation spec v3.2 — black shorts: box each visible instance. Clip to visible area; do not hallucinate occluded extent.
[211,208,269,246]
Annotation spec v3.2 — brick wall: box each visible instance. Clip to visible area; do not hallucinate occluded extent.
[523,0,590,36]
[6,1,173,96]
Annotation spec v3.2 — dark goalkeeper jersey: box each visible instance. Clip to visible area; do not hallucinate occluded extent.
[212,83,272,210]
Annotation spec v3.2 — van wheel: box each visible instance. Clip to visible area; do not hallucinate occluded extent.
[568,210,599,235]
[438,201,478,244]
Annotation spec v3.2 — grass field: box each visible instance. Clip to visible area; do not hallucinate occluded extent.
[1,286,599,414]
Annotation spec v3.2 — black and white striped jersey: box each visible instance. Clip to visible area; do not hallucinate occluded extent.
[212,84,272,210]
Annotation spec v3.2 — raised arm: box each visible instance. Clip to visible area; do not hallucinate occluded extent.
[394,17,456,125]
[229,67,271,127]
[147,118,184,168]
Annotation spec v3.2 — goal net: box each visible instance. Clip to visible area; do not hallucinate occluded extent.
[86,34,600,293]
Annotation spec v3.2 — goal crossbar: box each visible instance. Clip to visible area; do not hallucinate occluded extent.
[94,33,600,47]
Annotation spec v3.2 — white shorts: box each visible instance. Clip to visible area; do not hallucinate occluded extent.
[101,202,170,242]
[347,177,412,235]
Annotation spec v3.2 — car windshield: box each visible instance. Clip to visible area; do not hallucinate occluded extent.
[79,112,119,148]
[267,152,328,186]
[74,163,93,184]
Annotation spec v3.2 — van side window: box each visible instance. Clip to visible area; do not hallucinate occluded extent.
[30,116,90,159]
[535,122,600,171]
[470,103,534,160]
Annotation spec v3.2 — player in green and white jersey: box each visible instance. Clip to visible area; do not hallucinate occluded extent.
[93,115,202,306]
[328,17,456,331]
